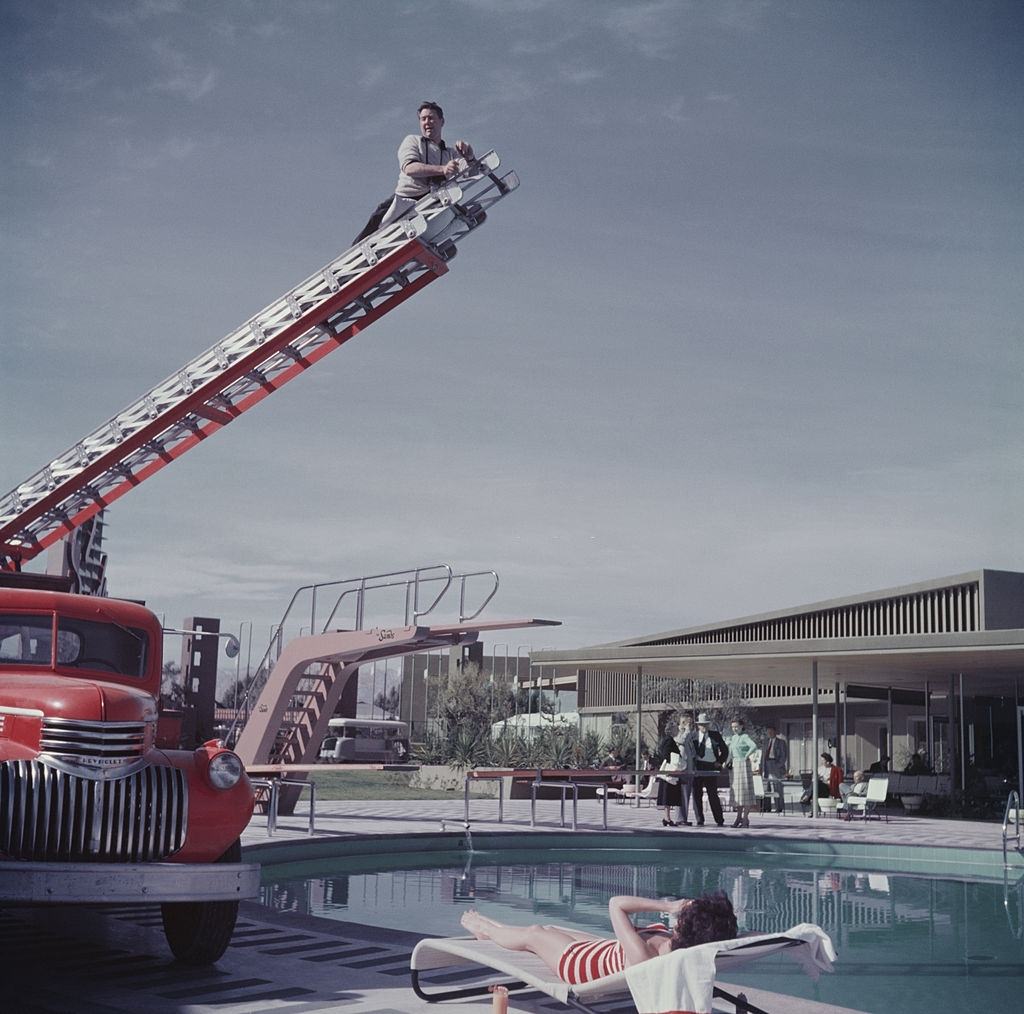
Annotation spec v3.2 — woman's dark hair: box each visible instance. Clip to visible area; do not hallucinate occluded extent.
[671,891,738,950]
[821,753,833,764]
[732,718,745,729]
[418,100,444,119]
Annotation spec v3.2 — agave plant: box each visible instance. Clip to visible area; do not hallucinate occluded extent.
[580,730,605,767]
[413,733,450,765]
[607,724,635,758]
[487,729,525,768]
[519,731,549,768]
[449,728,486,769]
[543,727,578,769]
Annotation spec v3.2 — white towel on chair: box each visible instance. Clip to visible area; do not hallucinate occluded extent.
[622,924,836,1014]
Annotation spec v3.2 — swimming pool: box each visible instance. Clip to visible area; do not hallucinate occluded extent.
[259,846,1024,1013]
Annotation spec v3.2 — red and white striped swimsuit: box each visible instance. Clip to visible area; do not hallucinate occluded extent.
[556,924,672,985]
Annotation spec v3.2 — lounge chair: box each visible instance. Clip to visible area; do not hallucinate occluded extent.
[596,777,656,804]
[411,922,836,1014]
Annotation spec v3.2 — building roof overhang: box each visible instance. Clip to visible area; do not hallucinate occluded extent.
[534,629,1024,695]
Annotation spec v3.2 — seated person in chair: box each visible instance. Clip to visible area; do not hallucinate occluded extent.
[840,770,869,819]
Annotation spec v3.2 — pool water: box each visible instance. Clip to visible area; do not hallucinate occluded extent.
[259,847,1024,1014]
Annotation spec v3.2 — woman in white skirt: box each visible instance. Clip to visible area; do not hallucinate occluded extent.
[726,718,758,828]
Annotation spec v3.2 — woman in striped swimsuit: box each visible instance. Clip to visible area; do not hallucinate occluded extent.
[460,891,737,985]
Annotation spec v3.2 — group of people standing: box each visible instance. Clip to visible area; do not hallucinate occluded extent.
[650,714,790,829]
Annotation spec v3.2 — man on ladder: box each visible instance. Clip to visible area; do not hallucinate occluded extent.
[354,101,475,242]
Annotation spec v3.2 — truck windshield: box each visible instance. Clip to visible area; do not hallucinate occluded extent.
[0,613,147,676]
[56,616,148,678]
[0,614,53,665]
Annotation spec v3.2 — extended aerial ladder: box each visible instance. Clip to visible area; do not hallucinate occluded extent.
[0,154,518,570]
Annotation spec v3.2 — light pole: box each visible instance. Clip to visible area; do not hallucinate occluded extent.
[421,665,429,739]
[516,645,531,736]
[491,642,508,715]
[234,620,253,714]
[435,649,445,732]
[536,647,555,719]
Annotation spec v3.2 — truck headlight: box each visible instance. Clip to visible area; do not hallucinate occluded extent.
[208,751,244,790]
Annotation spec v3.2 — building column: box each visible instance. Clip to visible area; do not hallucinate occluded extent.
[887,687,894,771]
[1016,678,1022,806]
[841,681,847,773]
[925,680,931,769]
[634,666,644,808]
[959,673,967,794]
[835,680,842,769]
[811,660,819,819]
[950,673,958,790]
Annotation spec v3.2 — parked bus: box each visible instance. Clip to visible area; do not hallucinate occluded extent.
[317,717,411,764]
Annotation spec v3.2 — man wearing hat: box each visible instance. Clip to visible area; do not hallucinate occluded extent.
[689,713,728,826]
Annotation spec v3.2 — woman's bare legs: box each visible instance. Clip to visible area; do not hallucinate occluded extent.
[461,910,592,975]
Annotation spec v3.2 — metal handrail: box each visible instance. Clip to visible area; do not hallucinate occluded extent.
[320,565,453,631]
[1003,790,1021,865]
[1005,867,1023,940]
[252,776,316,837]
[464,771,505,825]
[530,774,579,831]
[226,562,495,746]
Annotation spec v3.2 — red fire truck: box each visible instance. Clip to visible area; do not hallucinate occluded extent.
[0,585,258,963]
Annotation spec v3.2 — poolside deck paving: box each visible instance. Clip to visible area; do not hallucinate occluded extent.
[8,797,1017,1013]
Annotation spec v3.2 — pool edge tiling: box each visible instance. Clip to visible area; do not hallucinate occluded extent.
[241,797,1024,879]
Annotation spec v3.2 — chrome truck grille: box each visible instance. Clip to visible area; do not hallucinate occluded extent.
[41,717,147,765]
[0,759,188,862]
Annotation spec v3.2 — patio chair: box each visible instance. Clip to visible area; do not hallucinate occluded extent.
[839,776,888,822]
[410,923,836,1014]
[753,773,784,814]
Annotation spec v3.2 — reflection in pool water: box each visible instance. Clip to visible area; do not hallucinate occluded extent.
[260,848,1024,1013]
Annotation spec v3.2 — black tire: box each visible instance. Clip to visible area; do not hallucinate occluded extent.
[160,839,242,965]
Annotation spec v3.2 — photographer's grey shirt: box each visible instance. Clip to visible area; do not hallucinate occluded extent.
[394,134,459,198]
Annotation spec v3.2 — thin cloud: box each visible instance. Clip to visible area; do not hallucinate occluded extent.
[663,95,688,124]
[604,1,682,59]
[150,40,217,101]
[25,67,101,93]
[456,0,558,12]
[560,64,603,85]
[360,63,388,90]
[250,20,287,40]
[115,136,197,173]
[91,0,184,29]
[712,0,771,33]
[23,151,54,169]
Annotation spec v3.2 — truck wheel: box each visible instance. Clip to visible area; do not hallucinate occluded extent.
[160,839,242,965]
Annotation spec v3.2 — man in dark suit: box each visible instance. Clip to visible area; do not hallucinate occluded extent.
[760,725,788,813]
[690,712,727,826]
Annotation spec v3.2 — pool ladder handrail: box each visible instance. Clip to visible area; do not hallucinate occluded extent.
[1002,790,1022,865]
[1005,866,1024,941]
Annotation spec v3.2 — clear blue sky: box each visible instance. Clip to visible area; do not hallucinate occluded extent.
[3,0,1022,662]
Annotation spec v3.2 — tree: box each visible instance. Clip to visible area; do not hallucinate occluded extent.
[219,678,248,710]
[373,684,401,719]
[656,676,757,734]
[161,661,185,709]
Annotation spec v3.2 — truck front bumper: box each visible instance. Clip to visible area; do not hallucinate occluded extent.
[0,860,261,904]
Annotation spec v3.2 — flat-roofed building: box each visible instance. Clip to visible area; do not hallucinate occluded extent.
[533,569,1024,798]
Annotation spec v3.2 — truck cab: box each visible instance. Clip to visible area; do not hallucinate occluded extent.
[0,587,258,963]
